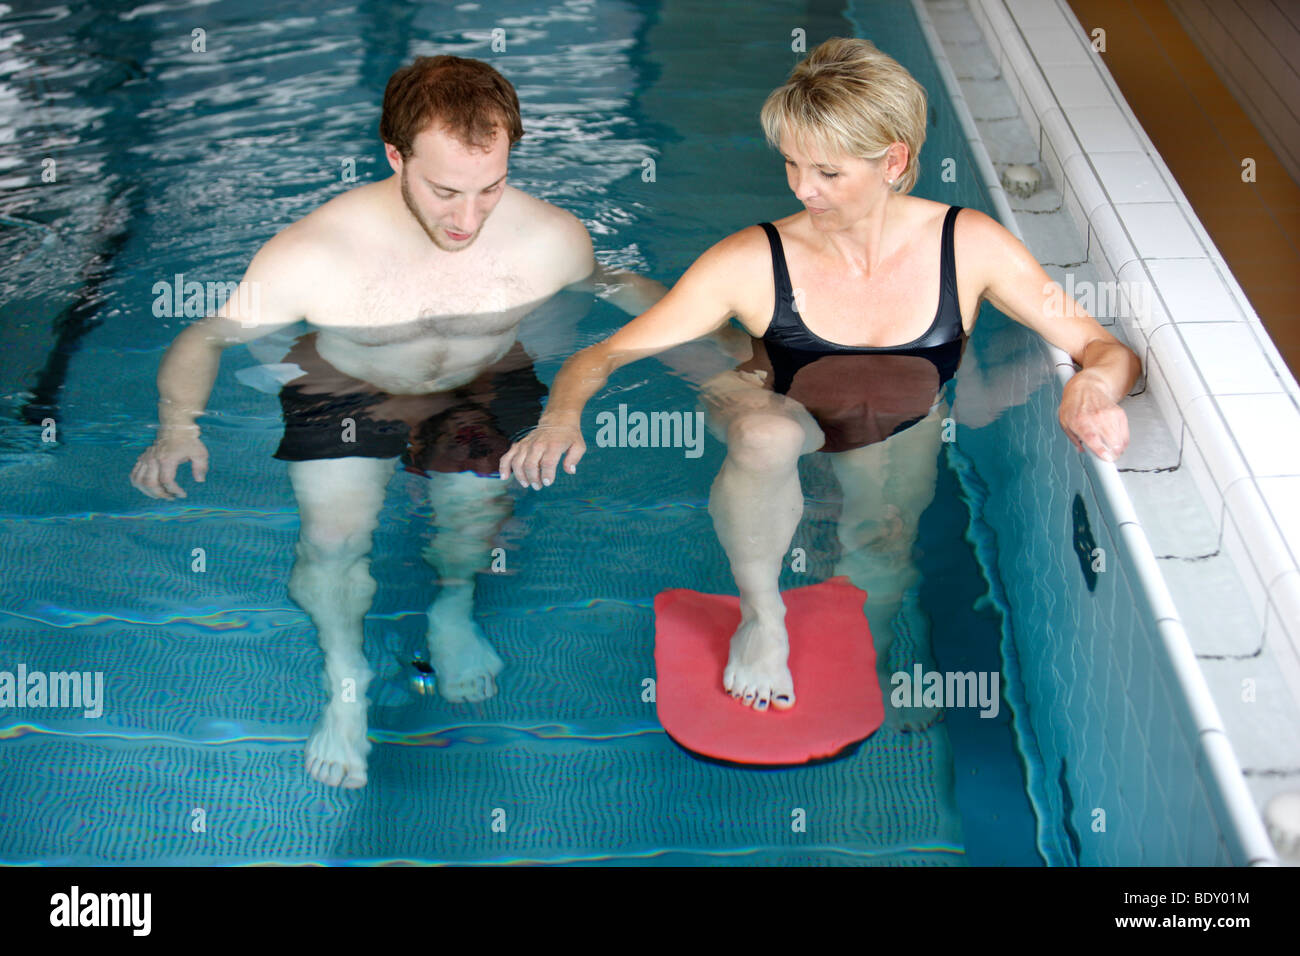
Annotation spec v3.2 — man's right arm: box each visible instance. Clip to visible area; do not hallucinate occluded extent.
[131,233,314,499]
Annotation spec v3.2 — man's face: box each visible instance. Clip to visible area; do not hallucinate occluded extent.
[388,123,510,252]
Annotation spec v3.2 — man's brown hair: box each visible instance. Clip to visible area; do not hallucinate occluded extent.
[379,55,524,156]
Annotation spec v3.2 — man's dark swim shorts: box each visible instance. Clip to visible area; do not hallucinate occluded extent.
[272,331,547,478]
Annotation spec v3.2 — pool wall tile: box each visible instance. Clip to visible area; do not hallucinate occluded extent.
[1223,480,1298,613]
[1148,328,1210,412]
[1116,203,1203,259]
[1115,261,1167,359]
[1063,152,1106,220]
[1264,583,1300,691]
[1005,0,1063,28]
[1041,63,1111,109]
[1258,483,1300,568]
[1038,117,1066,192]
[1122,467,1219,558]
[1143,258,1245,324]
[1218,395,1300,476]
[1091,151,1172,204]
[1087,203,1140,277]
[1178,324,1283,395]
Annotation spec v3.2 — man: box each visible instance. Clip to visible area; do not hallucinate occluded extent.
[129,56,668,789]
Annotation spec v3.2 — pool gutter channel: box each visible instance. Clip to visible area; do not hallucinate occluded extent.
[911,0,1283,864]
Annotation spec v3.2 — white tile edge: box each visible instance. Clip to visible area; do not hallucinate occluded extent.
[918,0,1280,865]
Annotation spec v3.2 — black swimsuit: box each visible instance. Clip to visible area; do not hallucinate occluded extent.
[736,204,967,453]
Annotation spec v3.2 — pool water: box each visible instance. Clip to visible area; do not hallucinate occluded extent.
[0,0,1046,864]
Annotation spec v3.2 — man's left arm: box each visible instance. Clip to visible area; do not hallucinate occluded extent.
[572,258,668,316]
[536,209,752,384]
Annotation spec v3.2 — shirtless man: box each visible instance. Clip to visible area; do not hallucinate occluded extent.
[128,56,664,788]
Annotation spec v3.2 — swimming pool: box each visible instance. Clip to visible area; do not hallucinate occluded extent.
[0,0,1204,865]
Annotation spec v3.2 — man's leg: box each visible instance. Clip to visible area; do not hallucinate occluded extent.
[423,470,511,703]
[287,456,396,788]
[829,402,946,731]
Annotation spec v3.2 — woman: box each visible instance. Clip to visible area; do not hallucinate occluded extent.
[499,37,1139,718]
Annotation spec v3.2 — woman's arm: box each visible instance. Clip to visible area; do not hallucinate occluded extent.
[499,231,759,488]
[963,209,1141,462]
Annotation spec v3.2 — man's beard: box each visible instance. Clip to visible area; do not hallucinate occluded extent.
[400,168,477,251]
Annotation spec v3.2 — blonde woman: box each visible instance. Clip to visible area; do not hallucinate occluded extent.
[501,37,1139,720]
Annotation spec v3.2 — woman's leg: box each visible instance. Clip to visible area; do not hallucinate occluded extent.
[700,370,825,711]
[829,400,947,731]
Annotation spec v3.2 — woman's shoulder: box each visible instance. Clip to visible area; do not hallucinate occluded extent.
[694,221,780,269]
[942,203,1013,262]
[907,198,1005,262]
[905,194,961,230]
[764,210,805,235]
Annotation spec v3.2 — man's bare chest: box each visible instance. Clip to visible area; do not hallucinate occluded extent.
[310,258,546,345]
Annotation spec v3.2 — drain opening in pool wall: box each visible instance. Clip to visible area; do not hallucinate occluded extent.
[1072,493,1100,594]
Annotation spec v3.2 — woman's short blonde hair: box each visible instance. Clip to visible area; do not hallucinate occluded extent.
[760,37,928,194]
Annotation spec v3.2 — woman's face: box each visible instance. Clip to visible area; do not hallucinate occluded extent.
[779,131,901,230]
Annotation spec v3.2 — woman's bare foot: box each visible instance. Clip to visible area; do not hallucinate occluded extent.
[722,610,796,711]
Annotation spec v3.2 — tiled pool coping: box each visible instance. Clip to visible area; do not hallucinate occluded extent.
[912,0,1289,863]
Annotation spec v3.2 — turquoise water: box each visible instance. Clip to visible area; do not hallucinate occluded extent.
[0,0,1045,864]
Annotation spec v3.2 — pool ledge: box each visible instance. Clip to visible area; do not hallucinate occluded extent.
[914,0,1293,864]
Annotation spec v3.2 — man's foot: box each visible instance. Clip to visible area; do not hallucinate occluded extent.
[880,598,945,733]
[305,703,371,788]
[427,612,504,703]
[722,615,795,711]
[884,692,945,733]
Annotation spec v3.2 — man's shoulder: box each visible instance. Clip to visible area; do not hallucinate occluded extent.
[241,199,370,313]
[291,182,384,245]
[498,186,592,285]
[255,183,382,273]
[501,186,587,242]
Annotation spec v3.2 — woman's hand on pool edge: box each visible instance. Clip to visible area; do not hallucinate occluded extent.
[499,423,586,490]
[1058,370,1130,463]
